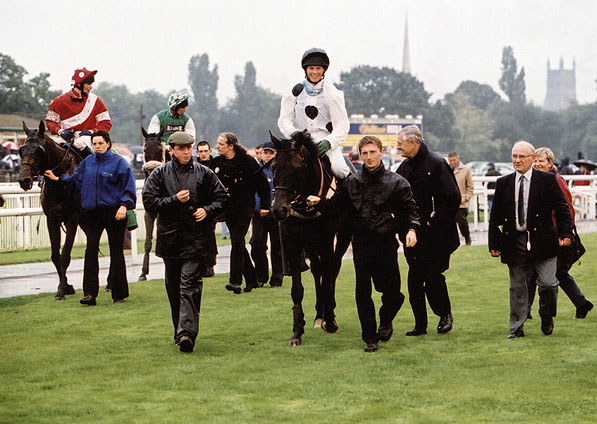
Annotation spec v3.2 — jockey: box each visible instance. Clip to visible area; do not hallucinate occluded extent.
[46,67,111,158]
[278,47,350,179]
[148,93,196,144]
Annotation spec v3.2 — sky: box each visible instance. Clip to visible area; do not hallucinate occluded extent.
[1,0,596,110]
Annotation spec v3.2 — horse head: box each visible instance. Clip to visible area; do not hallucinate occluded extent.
[19,121,47,191]
[141,126,167,177]
[270,131,321,221]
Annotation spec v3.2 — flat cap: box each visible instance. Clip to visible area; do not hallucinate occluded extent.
[168,132,194,146]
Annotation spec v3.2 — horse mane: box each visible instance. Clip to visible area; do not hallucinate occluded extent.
[292,131,319,160]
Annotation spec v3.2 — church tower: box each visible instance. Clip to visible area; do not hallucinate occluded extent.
[402,13,411,74]
[544,57,577,111]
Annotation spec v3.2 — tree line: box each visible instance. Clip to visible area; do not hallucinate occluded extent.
[1,48,596,162]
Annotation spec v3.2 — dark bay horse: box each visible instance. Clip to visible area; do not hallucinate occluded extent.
[270,131,347,346]
[19,121,82,300]
[138,126,166,281]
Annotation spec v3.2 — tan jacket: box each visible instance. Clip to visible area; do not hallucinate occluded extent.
[453,163,474,208]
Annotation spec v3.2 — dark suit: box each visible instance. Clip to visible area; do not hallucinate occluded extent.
[489,169,572,334]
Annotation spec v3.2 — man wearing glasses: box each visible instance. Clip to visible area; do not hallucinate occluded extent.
[489,141,573,339]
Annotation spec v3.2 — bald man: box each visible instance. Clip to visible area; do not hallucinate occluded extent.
[489,141,573,339]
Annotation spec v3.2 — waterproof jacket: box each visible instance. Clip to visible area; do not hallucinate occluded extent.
[210,153,271,213]
[396,143,461,262]
[60,149,136,210]
[142,157,229,259]
[326,163,420,257]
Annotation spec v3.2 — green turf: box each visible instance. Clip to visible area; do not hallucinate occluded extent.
[1,235,596,423]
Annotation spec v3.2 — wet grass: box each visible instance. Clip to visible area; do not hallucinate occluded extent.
[1,235,596,423]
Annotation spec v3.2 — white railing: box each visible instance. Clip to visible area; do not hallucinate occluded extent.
[1,175,596,251]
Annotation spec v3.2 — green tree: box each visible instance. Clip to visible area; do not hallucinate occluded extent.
[188,53,219,142]
[339,65,431,117]
[27,72,60,117]
[218,61,280,147]
[498,46,526,104]
[562,102,597,159]
[446,80,501,110]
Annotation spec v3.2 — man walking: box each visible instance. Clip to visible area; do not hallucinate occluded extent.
[396,126,461,336]
[448,152,474,245]
[489,141,572,338]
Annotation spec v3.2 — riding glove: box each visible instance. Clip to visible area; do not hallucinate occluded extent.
[290,130,302,140]
[59,129,73,141]
[80,130,93,136]
[317,140,331,157]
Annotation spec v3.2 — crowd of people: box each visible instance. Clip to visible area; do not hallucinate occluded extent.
[36,48,592,353]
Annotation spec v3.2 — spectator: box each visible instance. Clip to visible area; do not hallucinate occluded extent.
[448,152,473,245]
[485,162,501,211]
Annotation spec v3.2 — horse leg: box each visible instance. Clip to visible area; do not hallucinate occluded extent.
[289,272,306,346]
[307,249,324,327]
[320,243,339,333]
[47,218,68,300]
[58,218,78,296]
[139,213,155,281]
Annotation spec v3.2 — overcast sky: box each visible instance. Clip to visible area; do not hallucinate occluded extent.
[2,0,596,109]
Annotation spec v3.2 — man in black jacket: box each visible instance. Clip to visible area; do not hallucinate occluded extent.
[143,132,229,353]
[309,136,420,352]
[396,125,461,336]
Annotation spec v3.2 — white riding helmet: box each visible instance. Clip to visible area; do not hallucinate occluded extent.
[168,93,189,110]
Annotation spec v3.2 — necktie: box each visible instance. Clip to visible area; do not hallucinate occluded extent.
[518,176,525,227]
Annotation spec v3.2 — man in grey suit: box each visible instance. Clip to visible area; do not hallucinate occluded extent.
[489,141,573,338]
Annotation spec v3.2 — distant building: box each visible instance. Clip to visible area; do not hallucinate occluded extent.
[544,58,577,111]
[402,13,411,74]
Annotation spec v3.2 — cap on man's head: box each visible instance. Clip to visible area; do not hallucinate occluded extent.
[72,68,97,85]
[262,141,276,152]
[168,132,194,146]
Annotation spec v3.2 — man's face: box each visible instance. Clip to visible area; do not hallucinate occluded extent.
[448,156,460,168]
[533,155,552,172]
[306,65,325,84]
[171,144,193,164]
[360,143,384,171]
[396,134,418,159]
[82,82,93,95]
[512,145,535,173]
[255,148,263,162]
[91,135,109,154]
[262,149,276,162]
[197,145,211,161]
[174,106,187,116]
[216,136,234,158]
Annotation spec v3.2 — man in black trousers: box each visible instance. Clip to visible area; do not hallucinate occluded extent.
[396,125,461,336]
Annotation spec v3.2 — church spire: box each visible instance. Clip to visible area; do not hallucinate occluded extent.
[402,13,411,74]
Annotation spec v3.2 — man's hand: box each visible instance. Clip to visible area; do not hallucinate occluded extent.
[317,140,331,157]
[115,205,127,221]
[306,195,321,206]
[559,237,572,247]
[490,249,501,257]
[405,229,417,247]
[43,170,59,181]
[259,209,269,217]
[193,208,207,222]
[58,129,73,141]
[176,189,190,203]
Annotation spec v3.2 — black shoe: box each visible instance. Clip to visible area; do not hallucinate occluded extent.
[465,239,472,246]
[138,274,147,281]
[203,266,215,278]
[541,316,554,335]
[364,342,378,353]
[507,330,525,339]
[242,286,255,293]
[405,328,427,336]
[112,298,125,303]
[270,282,282,288]
[378,325,393,342]
[437,314,453,334]
[80,295,96,306]
[225,283,242,294]
[256,281,265,288]
[179,336,194,353]
[576,300,593,319]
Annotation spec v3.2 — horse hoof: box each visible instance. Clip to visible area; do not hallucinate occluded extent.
[313,318,323,328]
[289,338,302,347]
[105,287,112,292]
[63,284,76,295]
[322,320,339,333]
[54,295,66,301]
[138,274,147,281]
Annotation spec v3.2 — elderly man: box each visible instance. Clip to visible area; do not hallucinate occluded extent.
[527,147,593,319]
[396,126,461,336]
[448,152,474,245]
[489,141,572,338]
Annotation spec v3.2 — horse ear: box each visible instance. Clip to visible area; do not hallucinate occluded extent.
[141,126,148,138]
[269,131,279,143]
[23,121,30,135]
[38,121,45,135]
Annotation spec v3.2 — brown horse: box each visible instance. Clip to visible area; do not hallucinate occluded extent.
[18,121,82,300]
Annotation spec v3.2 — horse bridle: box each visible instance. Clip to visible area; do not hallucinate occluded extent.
[20,135,74,177]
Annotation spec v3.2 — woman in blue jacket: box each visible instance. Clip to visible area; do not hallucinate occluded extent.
[45,131,137,305]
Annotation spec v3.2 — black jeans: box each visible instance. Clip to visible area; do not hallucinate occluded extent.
[163,258,204,343]
[456,208,471,243]
[225,207,257,287]
[527,257,588,310]
[81,207,128,300]
[353,245,405,343]
[249,212,283,286]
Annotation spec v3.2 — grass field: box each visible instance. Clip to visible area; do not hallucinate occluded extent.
[1,235,596,423]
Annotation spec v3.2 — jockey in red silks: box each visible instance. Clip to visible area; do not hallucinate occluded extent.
[46,67,112,158]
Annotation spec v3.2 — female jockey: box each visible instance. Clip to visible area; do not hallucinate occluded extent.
[278,48,350,179]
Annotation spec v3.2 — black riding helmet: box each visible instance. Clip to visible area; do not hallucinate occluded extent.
[301,48,329,71]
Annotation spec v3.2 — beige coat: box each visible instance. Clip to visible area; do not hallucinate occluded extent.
[453,163,474,208]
